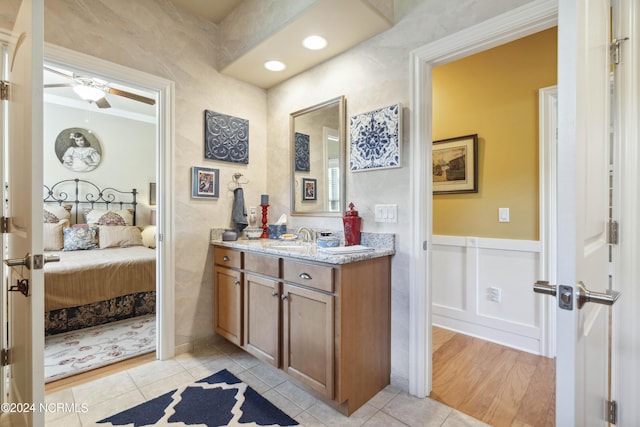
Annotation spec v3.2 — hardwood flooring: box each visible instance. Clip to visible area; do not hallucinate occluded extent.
[44,352,156,395]
[431,326,555,426]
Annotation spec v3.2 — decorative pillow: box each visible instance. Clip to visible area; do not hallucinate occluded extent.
[43,219,68,251]
[84,209,134,226]
[98,226,143,249]
[63,226,99,251]
[43,205,72,223]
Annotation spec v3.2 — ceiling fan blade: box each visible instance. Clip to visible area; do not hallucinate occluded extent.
[44,83,75,88]
[44,65,74,80]
[107,88,156,105]
[94,97,111,109]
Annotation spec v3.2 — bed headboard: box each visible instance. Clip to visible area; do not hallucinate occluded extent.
[43,178,138,225]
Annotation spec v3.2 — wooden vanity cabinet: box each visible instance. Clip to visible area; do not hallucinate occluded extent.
[213,244,391,416]
[243,252,281,366]
[213,248,243,346]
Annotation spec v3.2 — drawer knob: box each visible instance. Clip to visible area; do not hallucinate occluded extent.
[234,280,240,286]
[299,272,312,280]
[281,294,288,300]
[223,256,230,261]
[272,291,278,297]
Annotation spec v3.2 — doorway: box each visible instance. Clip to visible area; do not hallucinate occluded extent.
[407,0,558,398]
[42,44,176,373]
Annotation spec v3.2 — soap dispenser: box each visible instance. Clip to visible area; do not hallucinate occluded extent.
[342,202,362,246]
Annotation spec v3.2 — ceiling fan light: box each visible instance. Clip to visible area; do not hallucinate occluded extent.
[264,60,286,72]
[73,85,104,102]
[302,35,327,50]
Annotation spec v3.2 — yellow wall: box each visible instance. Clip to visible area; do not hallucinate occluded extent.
[432,27,557,240]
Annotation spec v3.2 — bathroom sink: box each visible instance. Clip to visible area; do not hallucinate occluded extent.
[267,241,312,253]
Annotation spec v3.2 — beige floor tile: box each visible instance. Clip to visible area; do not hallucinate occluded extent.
[274,381,318,410]
[366,383,402,409]
[70,371,137,407]
[138,370,197,400]
[228,350,262,370]
[381,392,454,427]
[235,370,272,394]
[305,400,377,426]
[362,410,408,426]
[43,412,81,427]
[248,363,289,388]
[294,410,328,426]
[261,389,305,419]
[78,389,145,425]
[125,358,187,387]
[187,356,246,379]
[44,388,75,423]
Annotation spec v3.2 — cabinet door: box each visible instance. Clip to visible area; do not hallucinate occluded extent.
[282,283,334,398]
[244,273,281,366]
[213,266,243,345]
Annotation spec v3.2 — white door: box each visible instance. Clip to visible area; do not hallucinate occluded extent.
[1,1,44,426]
[552,0,619,425]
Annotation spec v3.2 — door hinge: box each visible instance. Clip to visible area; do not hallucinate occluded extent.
[0,216,8,234]
[611,37,629,65]
[0,81,9,101]
[607,399,618,424]
[0,349,10,367]
[608,220,619,245]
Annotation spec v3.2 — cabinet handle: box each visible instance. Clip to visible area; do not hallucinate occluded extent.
[272,291,278,297]
[234,280,240,286]
[281,294,288,300]
[223,256,230,261]
[299,272,312,280]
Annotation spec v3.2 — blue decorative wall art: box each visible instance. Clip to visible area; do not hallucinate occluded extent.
[349,103,401,172]
[294,132,310,172]
[204,110,249,164]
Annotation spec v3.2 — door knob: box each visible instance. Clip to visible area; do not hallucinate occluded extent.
[4,253,31,269]
[575,281,620,309]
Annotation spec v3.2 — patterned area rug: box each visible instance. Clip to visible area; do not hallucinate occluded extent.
[98,369,299,426]
[45,314,155,383]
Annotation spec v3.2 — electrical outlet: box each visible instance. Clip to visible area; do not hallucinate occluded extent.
[488,287,502,302]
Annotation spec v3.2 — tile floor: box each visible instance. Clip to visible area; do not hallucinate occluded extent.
[10,338,490,426]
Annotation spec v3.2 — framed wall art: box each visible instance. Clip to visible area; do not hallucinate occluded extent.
[349,103,401,172]
[54,127,103,173]
[294,132,310,172]
[204,110,249,164]
[302,178,317,201]
[432,134,478,194]
[192,166,220,199]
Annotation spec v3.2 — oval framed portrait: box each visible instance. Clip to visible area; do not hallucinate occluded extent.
[54,128,103,173]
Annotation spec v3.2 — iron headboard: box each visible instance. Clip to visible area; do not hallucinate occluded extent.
[43,178,138,225]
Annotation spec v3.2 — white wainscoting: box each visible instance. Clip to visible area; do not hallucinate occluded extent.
[432,235,544,355]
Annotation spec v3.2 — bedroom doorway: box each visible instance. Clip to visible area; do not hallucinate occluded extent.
[41,46,175,384]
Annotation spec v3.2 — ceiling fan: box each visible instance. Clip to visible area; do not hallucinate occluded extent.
[43,66,156,109]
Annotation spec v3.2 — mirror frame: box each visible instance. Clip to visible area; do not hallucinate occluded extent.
[290,95,346,217]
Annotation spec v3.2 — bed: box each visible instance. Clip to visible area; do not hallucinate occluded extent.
[43,179,156,335]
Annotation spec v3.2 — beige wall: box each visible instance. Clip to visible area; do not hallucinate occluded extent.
[433,28,557,240]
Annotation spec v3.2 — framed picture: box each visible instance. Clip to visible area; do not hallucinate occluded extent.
[191,166,220,199]
[149,182,156,205]
[54,127,103,173]
[203,110,249,164]
[432,134,478,194]
[349,103,401,172]
[302,178,317,201]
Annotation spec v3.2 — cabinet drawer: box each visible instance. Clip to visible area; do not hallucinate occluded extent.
[244,252,280,278]
[283,259,334,293]
[214,247,242,269]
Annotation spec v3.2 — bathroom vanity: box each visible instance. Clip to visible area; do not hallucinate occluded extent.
[212,237,394,415]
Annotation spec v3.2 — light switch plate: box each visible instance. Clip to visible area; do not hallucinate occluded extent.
[375,204,398,223]
[498,207,510,223]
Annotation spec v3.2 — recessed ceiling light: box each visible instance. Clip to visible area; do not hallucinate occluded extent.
[264,60,286,72]
[302,35,328,50]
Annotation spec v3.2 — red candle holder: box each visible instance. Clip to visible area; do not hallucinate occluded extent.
[260,204,269,238]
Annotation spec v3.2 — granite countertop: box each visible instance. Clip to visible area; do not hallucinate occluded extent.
[210,232,395,265]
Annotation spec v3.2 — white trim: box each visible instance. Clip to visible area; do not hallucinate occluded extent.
[43,43,176,360]
[539,85,558,358]
[408,0,558,397]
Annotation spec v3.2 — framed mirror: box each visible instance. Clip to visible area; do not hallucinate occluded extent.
[290,96,346,216]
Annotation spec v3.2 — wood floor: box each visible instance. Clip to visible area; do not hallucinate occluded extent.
[431,326,555,427]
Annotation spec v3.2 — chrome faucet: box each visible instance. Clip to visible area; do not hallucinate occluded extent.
[296,227,315,242]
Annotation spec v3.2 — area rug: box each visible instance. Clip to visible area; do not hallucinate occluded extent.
[98,369,299,426]
[44,314,155,383]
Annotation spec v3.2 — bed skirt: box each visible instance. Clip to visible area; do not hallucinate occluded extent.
[45,291,155,336]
